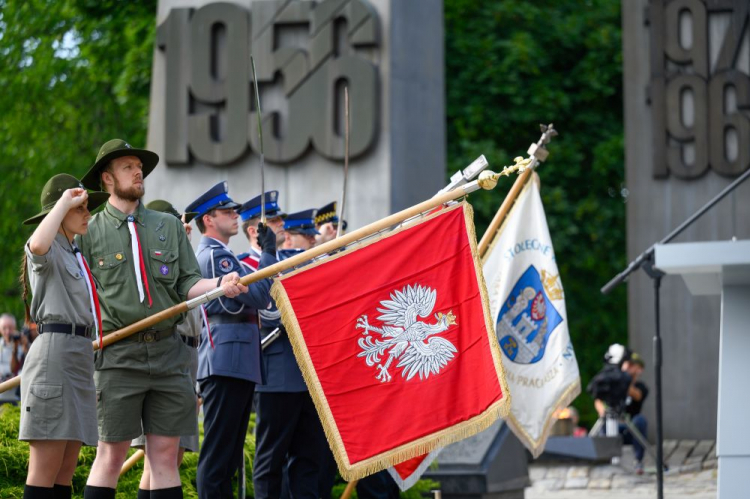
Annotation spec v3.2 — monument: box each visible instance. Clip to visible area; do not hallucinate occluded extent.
[623,0,750,439]
[146,0,446,253]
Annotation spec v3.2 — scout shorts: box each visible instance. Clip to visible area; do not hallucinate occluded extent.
[94,331,196,442]
[130,345,200,452]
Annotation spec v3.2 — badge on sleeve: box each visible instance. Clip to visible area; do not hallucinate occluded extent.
[219,257,234,272]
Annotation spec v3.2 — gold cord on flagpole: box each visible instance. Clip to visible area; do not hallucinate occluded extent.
[477,123,558,257]
[477,167,534,258]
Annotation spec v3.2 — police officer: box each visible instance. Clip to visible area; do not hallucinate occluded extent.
[131,200,201,499]
[78,140,248,499]
[236,191,286,271]
[253,208,328,499]
[281,209,319,251]
[313,202,347,246]
[186,182,277,499]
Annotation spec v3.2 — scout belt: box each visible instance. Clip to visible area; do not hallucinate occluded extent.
[113,327,175,343]
[38,323,92,338]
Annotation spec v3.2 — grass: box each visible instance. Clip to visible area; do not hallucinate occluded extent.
[0,406,438,498]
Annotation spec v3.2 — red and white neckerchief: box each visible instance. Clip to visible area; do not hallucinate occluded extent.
[74,248,103,349]
[200,305,215,349]
[126,215,152,307]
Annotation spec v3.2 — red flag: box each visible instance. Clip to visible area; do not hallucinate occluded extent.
[272,202,510,480]
[388,450,442,490]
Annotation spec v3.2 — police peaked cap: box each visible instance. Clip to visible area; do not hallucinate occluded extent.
[314,201,347,231]
[284,209,320,236]
[185,181,241,218]
[236,190,286,221]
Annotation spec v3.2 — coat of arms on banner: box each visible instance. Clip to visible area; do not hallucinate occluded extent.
[497,265,563,364]
[356,284,458,382]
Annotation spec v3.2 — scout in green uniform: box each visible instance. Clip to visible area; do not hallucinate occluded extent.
[19,174,109,499]
[131,200,201,499]
[77,140,249,499]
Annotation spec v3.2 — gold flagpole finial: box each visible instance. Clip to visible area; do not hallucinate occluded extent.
[477,157,534,190]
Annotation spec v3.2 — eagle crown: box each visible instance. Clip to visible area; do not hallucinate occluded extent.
[435,310,457,327]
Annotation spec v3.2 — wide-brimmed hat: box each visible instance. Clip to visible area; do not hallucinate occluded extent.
[80,139,159,190]
[24,174,110,225]
[145,199,199,224]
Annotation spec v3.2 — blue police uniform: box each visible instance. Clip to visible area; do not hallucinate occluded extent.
[253,209,329,499]
[186,182,277,499]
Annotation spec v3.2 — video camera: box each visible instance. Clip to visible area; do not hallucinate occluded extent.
[586,343,634,415]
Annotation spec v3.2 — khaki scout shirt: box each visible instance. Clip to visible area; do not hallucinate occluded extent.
[76,202,202,333]
[26,233,94,327]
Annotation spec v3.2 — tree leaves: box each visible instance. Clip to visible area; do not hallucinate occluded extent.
[445,0,626,426]
[0,0,156,313]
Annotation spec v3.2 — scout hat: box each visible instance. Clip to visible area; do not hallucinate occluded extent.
[24,174,110,225]
[314,201,348,231]
[185,181,241,218]
[236,190,286,221]
[284,209,320,236]
[145,199,199,223]
[80,139,159,190]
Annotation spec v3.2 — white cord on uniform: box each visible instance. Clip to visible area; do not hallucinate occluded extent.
[127,219,145,302]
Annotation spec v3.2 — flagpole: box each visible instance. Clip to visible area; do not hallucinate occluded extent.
[477,124,558,257]
[341,480,358,499]
[477,168,534,257]
[120,449,145,476]
[0,166,520,395]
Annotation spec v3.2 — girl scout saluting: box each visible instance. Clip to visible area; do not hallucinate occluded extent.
[19,174,109,499]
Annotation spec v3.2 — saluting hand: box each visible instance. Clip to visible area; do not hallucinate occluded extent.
[61,188,89,209]
[221,271,248,298]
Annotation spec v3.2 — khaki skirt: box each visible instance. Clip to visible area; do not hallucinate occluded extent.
[19,332,98,446]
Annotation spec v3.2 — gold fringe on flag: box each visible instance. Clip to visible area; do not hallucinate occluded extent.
[271,201,511,481]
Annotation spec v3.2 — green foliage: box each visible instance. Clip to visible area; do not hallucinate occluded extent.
[0,0,156,320]
[0,0,625,474]
[0,405,439,497]
[444,0,627,426]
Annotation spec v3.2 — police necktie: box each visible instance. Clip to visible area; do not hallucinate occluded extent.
[127,215,152,307]
[74,248,103,349]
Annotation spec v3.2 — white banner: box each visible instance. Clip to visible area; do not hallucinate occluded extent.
[483,173,580,457]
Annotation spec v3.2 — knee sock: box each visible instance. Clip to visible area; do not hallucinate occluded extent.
[137,489,150,499]
[23,485,55,499]
[150,486,183,499]
[83,485,116,499]
[53,484,72,499]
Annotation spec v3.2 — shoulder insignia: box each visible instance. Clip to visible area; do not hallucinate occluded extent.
[218,257,234,272]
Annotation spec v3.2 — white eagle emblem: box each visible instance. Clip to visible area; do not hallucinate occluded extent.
[356,284,458,383]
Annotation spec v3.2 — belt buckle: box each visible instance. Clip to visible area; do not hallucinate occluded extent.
[142,331,156,343]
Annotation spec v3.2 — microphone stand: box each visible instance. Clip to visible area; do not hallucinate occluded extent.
[601,167,750,499]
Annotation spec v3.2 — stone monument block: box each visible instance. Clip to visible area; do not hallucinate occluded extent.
[146,0,445,253]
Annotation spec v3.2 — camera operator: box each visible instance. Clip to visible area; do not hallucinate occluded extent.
[0,313,23,404]
[594,351,649,474]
